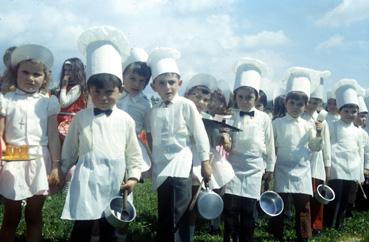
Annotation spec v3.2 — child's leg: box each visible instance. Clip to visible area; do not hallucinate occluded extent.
[223,194,240,242]
[268,193,288,241]
[24,195,46,242]
[240,197,257,242]
[98,217,116,242]
[189,185,199,241]
[0,198,22,242]
[292,193,312,240]
[323,179,342,228]
[70,220,94,242]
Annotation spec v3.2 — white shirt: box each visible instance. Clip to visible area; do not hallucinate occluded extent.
[116,92,151,133]
[326,112,340,135]
[301,111,331,181]
[273,114,322,195]
[358,127,369,182]
[0,89,60,200]
[61,106,142,220]
[329,119,362,182]
[146,94,210,190]
[225,108,275,199]
[59,85,81,108]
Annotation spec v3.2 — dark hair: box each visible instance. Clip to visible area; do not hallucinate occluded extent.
[285,91,309,105]
[272,95,286,120]
[339,103,359,112]
[186,85,211,96]
[87,73,122,90]
[123,62,151,87]
[232,86,258,109]
[207,88,231,116]
[257,89,267,108]
[59,57,87,95]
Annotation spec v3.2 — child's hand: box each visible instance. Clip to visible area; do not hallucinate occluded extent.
[120,179,138,194]
[48,166,64,191]
[219,132,232,152]
[364,169,369,177]
[262,171,273,183]
[61,75,70,88]
[201,160,212,181]
[315,121,323,137]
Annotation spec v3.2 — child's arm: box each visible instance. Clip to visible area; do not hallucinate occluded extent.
[59,84,81,108]
[0,116,5,152]
[218,131,232,152]
[363,131,369,178]
[60,114,80,176]
[47,114,63,189]
[264,117,276,177]
[321,121,332,179]
[123,120,143,193]
[308,122,323,152]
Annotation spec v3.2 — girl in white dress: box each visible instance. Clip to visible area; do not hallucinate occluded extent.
[0,44,62,242]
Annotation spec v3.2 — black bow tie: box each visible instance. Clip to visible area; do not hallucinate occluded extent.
[240,111,254,117]
[94,108,112,116]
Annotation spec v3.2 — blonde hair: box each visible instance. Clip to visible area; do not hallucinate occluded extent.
[1,59,52,94]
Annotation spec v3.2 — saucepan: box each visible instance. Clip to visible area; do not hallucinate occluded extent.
[314,183,335,205]
[259,191,284,217]
[104,194,137,228]
[196,182,224,220]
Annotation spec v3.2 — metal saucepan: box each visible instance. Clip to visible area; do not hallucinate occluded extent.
[104,195,137,228]
[196,182,224,220]
[314,183,335,205]
[259,191,284,217]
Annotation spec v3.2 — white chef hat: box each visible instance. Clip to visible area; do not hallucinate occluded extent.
[11,44,54,69]
[334,79,360,109]
[284,67,316,98]
[365,89,369,112]
[147,47,181,81]
[310,70,331,100]
[78,25,129,82]
[185,73,217,94]
[122,47,149,71]
[273,87,286,100]
[326,91,335,101]
[233,57,267,92]
[357,87,368,113]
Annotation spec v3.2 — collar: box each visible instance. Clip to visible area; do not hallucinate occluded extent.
[160,94,179,107]
[15,88,42,98]
[286,113,301,122]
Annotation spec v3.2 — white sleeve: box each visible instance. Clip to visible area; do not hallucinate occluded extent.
[322,121,332,167]
[61,113,80,175]
[264,115,276,172]
[59,85,81,107]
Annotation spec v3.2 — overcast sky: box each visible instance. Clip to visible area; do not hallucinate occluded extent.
[1,0,368,99]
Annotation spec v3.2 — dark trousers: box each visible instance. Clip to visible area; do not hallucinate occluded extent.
[223,194,257,242]
[310,178,324,230]
[269,193,312,240]
[324,179,356,229]
[70,217,115,242]
[156,176,192,242]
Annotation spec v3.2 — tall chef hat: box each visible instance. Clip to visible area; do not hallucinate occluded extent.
[326,91,335,101]
[11,44,53,69]
[185,73,217,94]
[122,47,149,71]
[310,70,331,100]
[147,47,181,81]
[334,79,360,109]
[233,57,267,92]
[357,87,368,113]
[78,25,129,82]
[284,67,316,98]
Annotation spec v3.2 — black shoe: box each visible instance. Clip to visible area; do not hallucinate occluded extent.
[312,229,322,237]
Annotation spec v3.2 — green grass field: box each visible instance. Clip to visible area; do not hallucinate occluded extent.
[1,180,369,241]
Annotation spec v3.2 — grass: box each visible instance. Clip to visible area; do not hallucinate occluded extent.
[1,180,369,241]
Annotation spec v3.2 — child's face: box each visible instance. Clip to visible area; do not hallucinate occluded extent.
[16,61,46,94]
[235,87,256,111]
[354,112,368,127]
[285,98,306,118]
[186,87,210,113]
[151,74,182,102]
[339,105,358,124]
[89,85,121,110]
[123,69,147,96]
[327,98,338,113]
[306,98,322,113]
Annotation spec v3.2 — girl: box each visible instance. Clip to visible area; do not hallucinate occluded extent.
[0,44,62,242]
[56,58,87,143]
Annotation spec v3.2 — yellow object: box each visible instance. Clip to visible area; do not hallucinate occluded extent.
[4,145,30,160]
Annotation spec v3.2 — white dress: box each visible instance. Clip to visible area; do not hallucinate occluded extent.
[60,106,142,220]
[0,89,60,200]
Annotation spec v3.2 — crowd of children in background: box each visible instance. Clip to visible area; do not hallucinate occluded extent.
[0,25,368,242]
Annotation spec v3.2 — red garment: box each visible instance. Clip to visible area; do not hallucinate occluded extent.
[311,178,324,230]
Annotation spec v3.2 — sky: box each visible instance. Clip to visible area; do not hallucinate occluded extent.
[0,0,368,99]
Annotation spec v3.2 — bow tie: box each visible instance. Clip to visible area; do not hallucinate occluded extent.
[239,111,254,117]
[94,108,112,116]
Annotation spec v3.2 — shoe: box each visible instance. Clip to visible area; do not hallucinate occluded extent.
[312,229,322,237]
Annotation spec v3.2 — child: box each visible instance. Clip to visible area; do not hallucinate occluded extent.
[269,67,323,242]
[117,48,152,174]
[56,58,87,142]
[325,91,340,128]
[300,70,331,235]
[223,58,276,242]
[60,26,143,242]
[146,47,211,242]
[0,44,62,242]
[323,79,367,229]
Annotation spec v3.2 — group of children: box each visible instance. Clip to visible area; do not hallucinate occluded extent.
[0,25,368,242]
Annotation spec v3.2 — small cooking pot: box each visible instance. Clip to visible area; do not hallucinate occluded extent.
[314,184,335,204]
[197,186,224,220]
[104,195,136,228]
[259,191,284,217]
